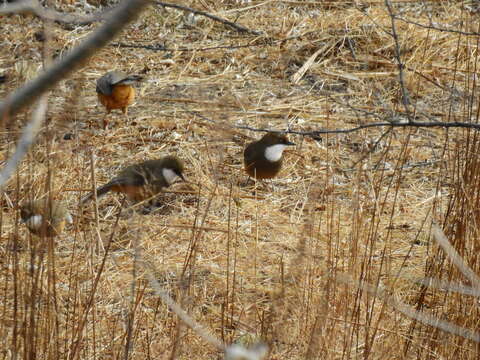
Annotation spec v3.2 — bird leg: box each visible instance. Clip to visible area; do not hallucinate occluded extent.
[122,107,130,123]
[242,176,253,187]
[102,113,109,129]
[262,179,275,193]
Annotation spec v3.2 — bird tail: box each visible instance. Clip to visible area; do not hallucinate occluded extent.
[81,182,114,204]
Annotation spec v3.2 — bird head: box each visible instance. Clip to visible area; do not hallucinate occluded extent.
[161,156,186,185]
[260,133,295,162]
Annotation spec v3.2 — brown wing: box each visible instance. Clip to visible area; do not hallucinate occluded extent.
[244,142,257,166]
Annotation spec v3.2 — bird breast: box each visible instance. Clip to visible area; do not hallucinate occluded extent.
[25,215,43,230]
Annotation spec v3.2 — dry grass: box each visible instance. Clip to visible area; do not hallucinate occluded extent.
[1,0,480,358]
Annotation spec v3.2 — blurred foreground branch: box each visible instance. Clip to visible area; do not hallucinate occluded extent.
[339,224,480,343]
[338,273,480,343]
[140,251,268,360]
[432,224,480,291]
[0,96,47,189]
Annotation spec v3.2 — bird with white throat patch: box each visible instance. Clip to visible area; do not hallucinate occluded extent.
[20,199,73,237]
[243,132,295,180]
[81,156,185,204]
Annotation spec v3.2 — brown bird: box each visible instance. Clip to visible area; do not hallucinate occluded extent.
[244,132,295,180]
[82,156,185,203]
[96,71,143,128]
[20,199,73,237]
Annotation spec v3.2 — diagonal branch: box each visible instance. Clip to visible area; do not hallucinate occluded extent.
[338,273,480,343]
[432,224,480,291]
[154,1,262,35]
[0,96,47,189]
[139,247,268,360]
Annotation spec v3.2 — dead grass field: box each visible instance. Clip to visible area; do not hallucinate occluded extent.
[1,0,480,358]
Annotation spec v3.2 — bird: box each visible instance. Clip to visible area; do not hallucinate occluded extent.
[82,156,185,203]
[96,70,143,128]
[19,199,73,237]
[244,132,295,180]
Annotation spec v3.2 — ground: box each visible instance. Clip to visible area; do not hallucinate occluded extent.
[1,1,479,359]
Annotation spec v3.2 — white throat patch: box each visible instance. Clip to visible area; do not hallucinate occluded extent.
[65,213,73,224]
[26,215,43,229]
[264,144,287,162]
[162,168,179,185]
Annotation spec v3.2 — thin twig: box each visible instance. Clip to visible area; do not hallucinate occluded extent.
[370,50,463,98]
[393,14,480,37]
[88,151,101,233]
[385,0,411,119]
[351,128,393,169]
[110,41,270,52]
[140,256,226,351]
[190,109,480,140]
[124,228,139,360]
[0,0,149,121]
[154,1,262,35]
[181,183,218,279]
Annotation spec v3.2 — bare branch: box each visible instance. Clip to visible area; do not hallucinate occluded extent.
[110,40,270,52]
[242,119,480,135]
[154,1,262,35]
[0,96,47,189]
[0,0,150,121]
[393,14,480,37]
[140,255,226,352]
[432,224,480,291]
[188,109,480,141]
[0,0,111,25]
[70,201,124,359]
[139,248,268,360]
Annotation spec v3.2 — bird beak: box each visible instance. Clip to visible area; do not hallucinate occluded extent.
[179,173,186,182]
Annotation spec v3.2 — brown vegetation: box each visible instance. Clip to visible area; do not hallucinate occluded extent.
[1,0,480,358]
